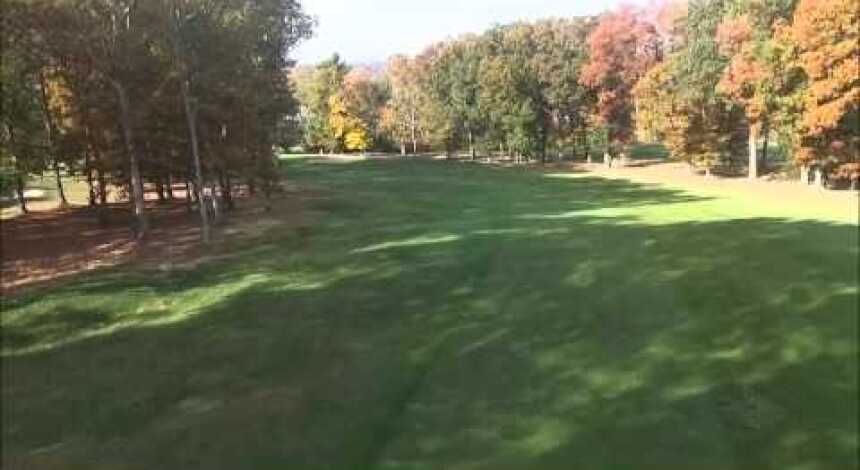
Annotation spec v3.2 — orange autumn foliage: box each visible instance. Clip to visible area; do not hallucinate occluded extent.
[580,7,661,145]
[780,0,859,135]
[715,15,753,56]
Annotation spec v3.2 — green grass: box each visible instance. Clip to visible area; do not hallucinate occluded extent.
[2,158,857,469]
[628,143,670,160]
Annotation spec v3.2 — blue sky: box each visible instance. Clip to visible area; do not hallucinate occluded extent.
[292,0,650,65]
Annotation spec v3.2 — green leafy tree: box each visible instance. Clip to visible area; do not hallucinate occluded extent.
[427,36,485,158]
[292,54,349,152]
[529,18,595,160]
[0,37,49,213]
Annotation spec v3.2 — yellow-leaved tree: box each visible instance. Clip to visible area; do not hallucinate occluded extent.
[328,94,371,153]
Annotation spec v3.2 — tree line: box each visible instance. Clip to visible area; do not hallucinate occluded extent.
[1,0,313,240]
[294,0,857,186]
[2,0,856,240]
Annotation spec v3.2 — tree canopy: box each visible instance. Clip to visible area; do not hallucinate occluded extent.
[1,0,313,232]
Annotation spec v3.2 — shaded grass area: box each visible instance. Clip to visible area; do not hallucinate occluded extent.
[628,143,670,160]
[2,158,858,469]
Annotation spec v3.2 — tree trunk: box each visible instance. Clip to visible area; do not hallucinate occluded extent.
[15,176,28,214]
[185,180,193,213]
[180,80,210,243]
[582,130,589,162]
[800,165,809,184]
[219,171,234,211]
[209,183,220,220]
[82,115,99,206]
[87,166,97,207]
[748,124,758,179]
[539,130,547,164]
[409,108,418,154]
[87,168,97,207]
[53,163,68,208]
[38,71,68,208]
[468,130,475,161]
[604,151,611,168]
[155,178,166,203]
[760,120,770,173]
[166,174,175,200]
[410,109,417,154]
[814,167,825,187]
[400,142,406,156]
[85,149,96,207]
[225,173,235,210]
[98,169,108,205]
[112,80,148,237]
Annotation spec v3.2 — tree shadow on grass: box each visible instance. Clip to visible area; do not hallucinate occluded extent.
[2,159,857,469]
[2,307,113,351]
[370,217,857,469]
